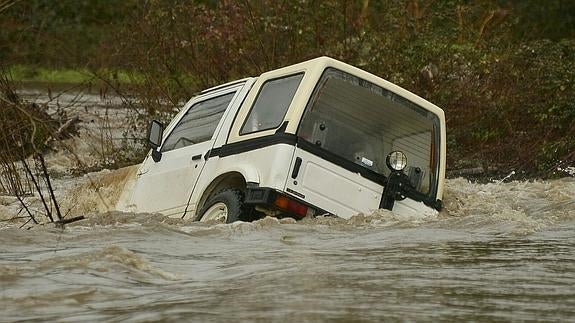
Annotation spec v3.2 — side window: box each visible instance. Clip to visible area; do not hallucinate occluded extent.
[240,73,304,135]
[161,92,235,152]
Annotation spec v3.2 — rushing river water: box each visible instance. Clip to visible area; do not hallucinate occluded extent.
[1,176,574,322]
[1,88,574,321]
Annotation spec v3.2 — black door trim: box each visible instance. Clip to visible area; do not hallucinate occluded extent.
[208,133,298,158]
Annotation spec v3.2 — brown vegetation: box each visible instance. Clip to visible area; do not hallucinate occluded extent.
[1,0,574,178]
[0,70,84,226]
[104,1,574,178]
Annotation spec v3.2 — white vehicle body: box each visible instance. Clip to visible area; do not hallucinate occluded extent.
[127,57,446,221]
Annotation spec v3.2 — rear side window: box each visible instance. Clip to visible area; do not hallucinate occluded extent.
[240,73,303,135]
[161,92,235,152]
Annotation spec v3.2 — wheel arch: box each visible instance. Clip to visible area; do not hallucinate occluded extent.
[194,167,259,219]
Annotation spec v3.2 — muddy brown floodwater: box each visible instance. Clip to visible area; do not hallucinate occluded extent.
[1,176,574,322]
[1,89,574,322]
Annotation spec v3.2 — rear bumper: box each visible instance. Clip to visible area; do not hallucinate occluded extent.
[244,186,330,218]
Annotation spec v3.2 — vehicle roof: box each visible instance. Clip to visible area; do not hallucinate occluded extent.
[206,57,445,118]
[268,56,445,117]
[200,77,254,94]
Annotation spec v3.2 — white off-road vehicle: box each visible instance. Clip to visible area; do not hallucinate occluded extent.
[127,57,446,222]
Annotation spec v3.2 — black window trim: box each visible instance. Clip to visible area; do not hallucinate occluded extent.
[239,72,305,136]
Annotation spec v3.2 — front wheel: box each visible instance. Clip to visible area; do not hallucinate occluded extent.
[197,189,244,223]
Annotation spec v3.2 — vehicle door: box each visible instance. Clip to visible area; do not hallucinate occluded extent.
[130,88,239,216]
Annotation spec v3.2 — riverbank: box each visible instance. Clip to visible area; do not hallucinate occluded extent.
[6,65,142,97]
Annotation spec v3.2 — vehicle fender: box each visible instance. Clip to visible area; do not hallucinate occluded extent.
[222,163,260,185]
[185,163,260,220]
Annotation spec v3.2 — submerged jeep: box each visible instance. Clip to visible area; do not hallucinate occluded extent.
[127,57,446,222]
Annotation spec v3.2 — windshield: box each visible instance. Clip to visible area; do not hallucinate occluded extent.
[297,68,440,197]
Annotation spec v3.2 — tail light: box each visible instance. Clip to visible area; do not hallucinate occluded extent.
[274,195,308,218]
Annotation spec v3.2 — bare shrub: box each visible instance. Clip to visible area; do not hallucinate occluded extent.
[0,69,88,227]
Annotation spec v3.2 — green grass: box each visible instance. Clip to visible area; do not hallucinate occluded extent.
[8,65,92,83]
[7,65,138,84]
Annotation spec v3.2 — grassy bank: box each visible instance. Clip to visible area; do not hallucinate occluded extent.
[7,65,140,86]
[8,65,92,83]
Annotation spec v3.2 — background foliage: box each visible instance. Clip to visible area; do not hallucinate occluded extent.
[1,0,574,177]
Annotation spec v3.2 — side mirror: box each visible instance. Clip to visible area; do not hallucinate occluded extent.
[148,120,164,148]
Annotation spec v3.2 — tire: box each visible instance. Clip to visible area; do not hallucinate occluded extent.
[197,189,245,223]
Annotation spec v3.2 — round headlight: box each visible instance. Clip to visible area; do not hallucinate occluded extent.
[386,151,407,172]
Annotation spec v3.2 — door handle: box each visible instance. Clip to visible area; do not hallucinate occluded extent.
[291,157,302,179]
[191,154,202,161]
